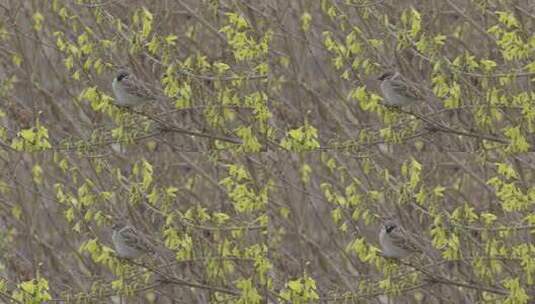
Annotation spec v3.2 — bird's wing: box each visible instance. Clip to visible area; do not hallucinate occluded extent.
[389,79,421,100]
[390,228,420,252]
[120,226,153,252]
[122,76,156,100]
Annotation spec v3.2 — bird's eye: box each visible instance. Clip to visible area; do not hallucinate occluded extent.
[117,72,129,81]
[386,225,396,233]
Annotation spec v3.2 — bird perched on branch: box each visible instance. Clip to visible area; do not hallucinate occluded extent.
[379,220,421,258]
[112,223,154,259]
[378,71,422,107]
[112,69,158,107]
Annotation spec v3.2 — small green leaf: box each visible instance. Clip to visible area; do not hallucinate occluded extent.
[301,12,312,32]
[33,12,44,31]
[165,34,178,45]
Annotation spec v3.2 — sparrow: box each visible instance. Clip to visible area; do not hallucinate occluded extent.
[112,223,154,259]
[112,69,157,107]
[378,72,422,107]
[379,220,420,258]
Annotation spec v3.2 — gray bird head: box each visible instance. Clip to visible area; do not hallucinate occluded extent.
[378,72,395,81]
[115,70,130,82]
[384,221,397,233]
